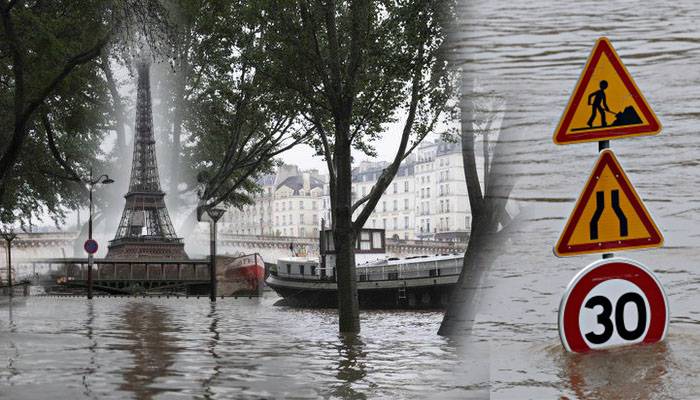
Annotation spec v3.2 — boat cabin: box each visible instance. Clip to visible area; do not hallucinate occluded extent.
[272,228,387,280]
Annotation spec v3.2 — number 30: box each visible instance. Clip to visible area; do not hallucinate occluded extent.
[584,293,647,344]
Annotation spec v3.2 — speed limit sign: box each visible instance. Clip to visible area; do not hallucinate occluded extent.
[558,258,669,353]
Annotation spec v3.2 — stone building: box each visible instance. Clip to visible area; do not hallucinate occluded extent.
[222,166,326,238]
[222,137,473,242]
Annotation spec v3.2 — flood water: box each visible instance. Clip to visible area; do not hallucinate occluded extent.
[4,1,700,399]
[453,0,700,398]
[0,295,477,399]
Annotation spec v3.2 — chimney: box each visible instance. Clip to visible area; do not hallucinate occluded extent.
[303,173,311,193]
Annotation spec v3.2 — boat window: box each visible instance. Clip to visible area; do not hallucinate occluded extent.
[388,272,399,280]
[299,265,305,275]
[359,231,371,250]
[311,265,316,275]
[359,274,368,282]
[372,232,382,249]
[286,264,291,274]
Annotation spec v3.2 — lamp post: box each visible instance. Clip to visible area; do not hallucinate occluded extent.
[1,228,17,293]
[85,168,114,299]
[206,207,225,302]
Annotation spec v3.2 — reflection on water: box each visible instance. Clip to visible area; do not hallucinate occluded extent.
[0,296,465,399]
[202,303,221,400]
[332,334,367,400]
[114,302,179,400]
[561,342,669,400]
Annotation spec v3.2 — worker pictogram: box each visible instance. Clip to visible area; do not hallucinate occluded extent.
[553,37,661,144]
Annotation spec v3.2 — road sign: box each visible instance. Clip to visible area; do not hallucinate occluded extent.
[555,149,663,257]
[553,37,661,145]
[84,239,98,255]
[559,258,668,353]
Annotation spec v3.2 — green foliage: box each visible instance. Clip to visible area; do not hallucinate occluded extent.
[0,0,171,226]
[248,0,456,159]
[153,0,310,212]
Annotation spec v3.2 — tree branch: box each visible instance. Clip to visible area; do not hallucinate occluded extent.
[42,113,82,183]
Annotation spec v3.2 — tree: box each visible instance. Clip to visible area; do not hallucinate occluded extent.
[251,0,456,332]
[437,87,517,336]
[140,2,312,228]
[0,0,170,225]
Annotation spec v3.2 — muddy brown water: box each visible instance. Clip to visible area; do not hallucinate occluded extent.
[453,0,700,398]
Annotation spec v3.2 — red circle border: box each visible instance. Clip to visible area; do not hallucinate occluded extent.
[559,259,668,353]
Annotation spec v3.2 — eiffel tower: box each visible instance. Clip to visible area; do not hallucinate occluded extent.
[106,59,188,260]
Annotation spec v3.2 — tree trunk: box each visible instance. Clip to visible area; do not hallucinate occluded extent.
[333,121,360,333]
[170,70,185,198]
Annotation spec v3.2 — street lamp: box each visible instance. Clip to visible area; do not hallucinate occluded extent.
[0,228,17,293]
[206,207,225,302]
[85,168,114,299]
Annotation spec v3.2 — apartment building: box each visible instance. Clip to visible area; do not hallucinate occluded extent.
[222,137,472,242]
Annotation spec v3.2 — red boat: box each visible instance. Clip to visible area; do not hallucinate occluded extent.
[217,253,265,296]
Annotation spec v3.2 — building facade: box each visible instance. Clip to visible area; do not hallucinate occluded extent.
[222,138,472,242]
[222,166,326,238]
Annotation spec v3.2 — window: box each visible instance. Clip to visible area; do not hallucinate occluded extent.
[287,264,291,274]
[404,199,409,210]
[283,215,286,224]
[382,218,386,229]
[359,232,371,250]
[372,219,376,227]
[446,199,450,212]
[313,201,317,210]
[372,231,382,248]
[393,183,397,193]
[440,200,444,212]
[445,217,449,230]
[300,214,305,224]
[300,200,304,209]
[311,265,316,275]
[393,217,397,230]
[388,272,399,280]
[404,181,409,192]
[289,201,292,209]
[427,187,431,197]
[282,202,286,211]
[393,200,397,211]
[312,214,318,225]
[383,201,387,212]
[299,265,305,275]
[404,216,409,229]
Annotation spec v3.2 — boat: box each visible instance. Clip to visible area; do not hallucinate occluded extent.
[265,228,464,309]
[217,253,265,297]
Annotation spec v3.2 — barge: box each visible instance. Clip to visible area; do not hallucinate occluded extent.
[266,229,463,309]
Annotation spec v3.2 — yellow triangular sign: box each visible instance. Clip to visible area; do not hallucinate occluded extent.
[555,149,663,256]
[553,37,661,144]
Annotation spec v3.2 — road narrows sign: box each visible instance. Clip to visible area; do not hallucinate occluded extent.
[553,37,661,145]
[555,149,663,257]
[559,258,668,353]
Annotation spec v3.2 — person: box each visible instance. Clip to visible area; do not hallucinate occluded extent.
[587,80,610,128]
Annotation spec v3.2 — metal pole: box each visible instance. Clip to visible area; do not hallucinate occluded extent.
[320,218,326,278]
[6,240,12,292]
[598,140,614,259]
[210,220,217,302]
[87,168,94,300]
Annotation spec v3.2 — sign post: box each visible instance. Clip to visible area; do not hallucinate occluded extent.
[553,37,666,353]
